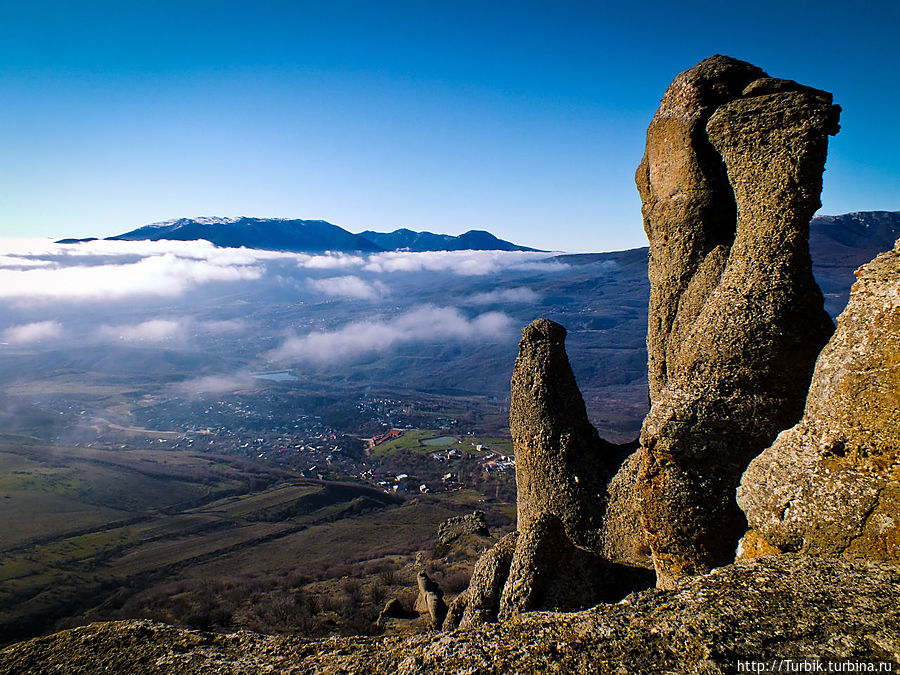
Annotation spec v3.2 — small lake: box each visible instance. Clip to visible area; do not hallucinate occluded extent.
[251,371,299,382]
[422,436,456,446]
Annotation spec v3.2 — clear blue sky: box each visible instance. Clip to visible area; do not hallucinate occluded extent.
[1,0,897,252]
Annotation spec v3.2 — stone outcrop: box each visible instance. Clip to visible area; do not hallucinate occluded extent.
[446,319,652,627]
[635,54,839,587]
[434,511,490,556]
[413,571,447,628]
[738,240,900,560]
[508,319,619,545]
[3,556,897,674]
[376,598,416,628]
[445,531,517,628]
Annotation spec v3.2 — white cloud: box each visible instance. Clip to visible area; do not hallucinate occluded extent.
[96,319,186,343]
[0,253,262,301]
[361,250,560,276]
[174,373,256,395]
[268,305,514,363]
[0,237,292,263]
[308,275,388,300]
[0,239,565,304]
[2,321,63,344]
[296,253,367,269]
[460,286,540,305]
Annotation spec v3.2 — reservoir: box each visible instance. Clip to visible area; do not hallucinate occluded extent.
[422,436,456,446]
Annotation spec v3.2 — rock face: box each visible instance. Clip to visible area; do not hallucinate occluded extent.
[635,54,839,587]
[446,319,652,627]
[445,531,518,629]
[738,241,900,560]
[3,556,897,674]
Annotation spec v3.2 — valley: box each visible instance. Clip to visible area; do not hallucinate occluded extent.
[1,211,898,646]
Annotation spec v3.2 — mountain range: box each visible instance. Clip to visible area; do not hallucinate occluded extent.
[58,216,538,253]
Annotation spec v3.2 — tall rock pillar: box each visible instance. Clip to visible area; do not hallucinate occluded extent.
[635,55,839,587]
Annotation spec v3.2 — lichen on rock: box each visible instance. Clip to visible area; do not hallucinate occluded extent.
[738,240,900,561]
[635,54,839,587]
[446,319,652,628]
[3,556,897,674]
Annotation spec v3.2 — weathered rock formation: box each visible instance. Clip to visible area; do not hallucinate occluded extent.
[433,511,490,556]
[413,571,447,628]
[376,598,416,628]
[446,319,652,627]
[3,556,897,674]
[738,240,900,560]
[635,54,839,587]
[509,319,621,545]
[444,531,518,628]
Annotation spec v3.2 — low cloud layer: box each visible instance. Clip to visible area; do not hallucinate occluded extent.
[460,286,540,305]
[360,250,563,276]
[0,239,563,303]
[2,321,63,344]
[0,253,261,301]
[268,305,514,364]
[309,275,388,300]
[173,373,257,395]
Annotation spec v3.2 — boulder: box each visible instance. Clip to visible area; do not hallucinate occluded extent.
[635,55,839,587]
[738,241,900,560]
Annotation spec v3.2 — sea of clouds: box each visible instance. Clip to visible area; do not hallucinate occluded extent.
[0,238,565,365]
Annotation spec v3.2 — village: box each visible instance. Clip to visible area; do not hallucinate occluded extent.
[34,388,517,501]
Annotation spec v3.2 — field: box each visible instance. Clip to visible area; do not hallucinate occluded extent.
[370,429,514,457]
[0,441,512,644]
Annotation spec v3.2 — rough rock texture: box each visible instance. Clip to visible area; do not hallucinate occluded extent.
[496,513,650,621]
[635,54,839,587]
[598,449,651,566]
[447,531,518,629]
[508,318,623,546]
[434,511,489,555]
[3,556,897,674]
[447,320,651,627]
[413,572,447,628]
[738,241,900,560]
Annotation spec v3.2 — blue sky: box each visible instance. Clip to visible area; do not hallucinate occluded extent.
[0,1,897,252]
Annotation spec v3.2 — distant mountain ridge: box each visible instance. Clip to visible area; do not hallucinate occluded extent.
[358,228,538,252]
[105,217,382,253]
[74,217,538,253]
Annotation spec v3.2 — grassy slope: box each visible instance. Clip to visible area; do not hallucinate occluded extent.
[0,442,510,645]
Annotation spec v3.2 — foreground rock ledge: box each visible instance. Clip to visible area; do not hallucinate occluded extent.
[3,556,898,674]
